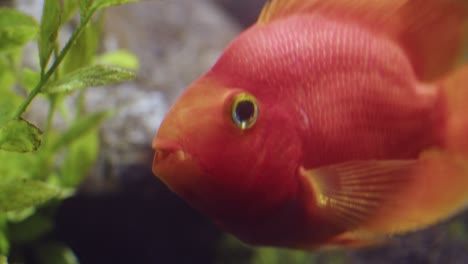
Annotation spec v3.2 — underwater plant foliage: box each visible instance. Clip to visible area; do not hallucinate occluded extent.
[0,0,139,262]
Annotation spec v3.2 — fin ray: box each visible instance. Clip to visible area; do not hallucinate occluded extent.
[302,150,468,242]
[301,160,418,230]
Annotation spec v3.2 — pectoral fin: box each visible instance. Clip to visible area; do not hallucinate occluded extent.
[301,152,468,246]
[301,160,418,231]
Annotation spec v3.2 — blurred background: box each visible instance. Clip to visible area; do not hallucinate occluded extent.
[2,0,468,263]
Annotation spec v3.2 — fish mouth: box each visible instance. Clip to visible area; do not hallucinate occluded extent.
[152,137,204,200]
[152,138,186,165]
[152,138,188,178]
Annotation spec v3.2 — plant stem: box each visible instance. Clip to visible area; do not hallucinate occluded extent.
[52,41,60,81]
[13,10,96,119]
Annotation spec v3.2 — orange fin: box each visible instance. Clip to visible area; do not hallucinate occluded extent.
[257,0,468,81]
[355,150,468,236]
[443,64,468,156]
[305,152,468,242]
[303,156,468,245]
[257,0,403,24]
[301,160,418,230]
[324,231,388,249]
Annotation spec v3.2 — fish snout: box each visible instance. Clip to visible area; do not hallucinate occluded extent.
[152,138,185,176]
[152,138,184,164]
[151,137,205,198]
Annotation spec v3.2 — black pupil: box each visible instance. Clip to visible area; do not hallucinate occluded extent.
[235,100,255,122]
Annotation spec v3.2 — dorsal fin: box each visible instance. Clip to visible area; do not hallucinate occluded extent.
[257,0,468,82]
[257,0,406,25]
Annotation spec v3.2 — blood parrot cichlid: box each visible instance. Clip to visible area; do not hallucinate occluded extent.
[152,0,468,249]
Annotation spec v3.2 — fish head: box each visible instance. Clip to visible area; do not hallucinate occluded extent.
[152,75,302,230]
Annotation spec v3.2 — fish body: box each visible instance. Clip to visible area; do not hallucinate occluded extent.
[152,0,468,249]
[213,13,443,164]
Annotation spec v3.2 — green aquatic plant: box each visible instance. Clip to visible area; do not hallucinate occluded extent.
[251,247,311,264]
[448,219,468,242]
[0,0,140,262]
[216,234,353,264]
[251,246,348,264]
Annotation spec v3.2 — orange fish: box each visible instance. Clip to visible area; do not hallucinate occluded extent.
[152,0,468,249]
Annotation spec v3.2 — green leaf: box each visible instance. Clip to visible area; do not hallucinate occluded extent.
[51,111,109,151]
[0,119,42,152]
[0,217,9,256]
[79,0,95,17]
[20,68,41,92]
[6,207,36,223]
[42,64,136,94]
[0,255,7,264]
[36,243,79,264]
[252,248,310,264]
[216,235,253,264]
[92,0,140,11]
[60,125,99,188]
[39,0,61,71]
[9,213,53,243]
[97,50,139,70]
[61,18,100,75]
[0,151,39,181]
[0,235,8,256]
[63,0,79,25]
[252,248,279,264]
[0,146,52,184]
[0,178,59,212]
[0,8,38,53]
[0,57,15,93]
[448,220,468,241]
[45,172,76,198]
[0,91,22,126]
[0,71,15,93]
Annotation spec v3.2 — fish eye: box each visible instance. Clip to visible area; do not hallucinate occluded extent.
[231,93,259,130]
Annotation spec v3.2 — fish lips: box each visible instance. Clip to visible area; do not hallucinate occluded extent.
[152,138,205,201]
